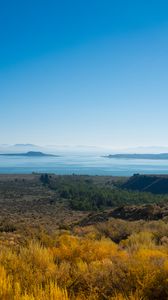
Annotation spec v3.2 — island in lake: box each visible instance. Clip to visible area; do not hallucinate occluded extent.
[105,153,168,160]
[0,151,59,157]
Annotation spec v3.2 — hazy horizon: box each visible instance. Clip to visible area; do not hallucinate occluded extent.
[1,143,168,155]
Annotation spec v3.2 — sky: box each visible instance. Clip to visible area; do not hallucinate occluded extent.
[0,0,168,148]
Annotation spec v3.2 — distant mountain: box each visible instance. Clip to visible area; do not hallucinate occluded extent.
[14,144,38,147]
[0,144,47,155]
[0,151,58,157]
[105,153,168,160]
[119,146,168,154]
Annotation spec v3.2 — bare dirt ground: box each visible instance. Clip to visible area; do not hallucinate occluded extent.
[0,174,90,234]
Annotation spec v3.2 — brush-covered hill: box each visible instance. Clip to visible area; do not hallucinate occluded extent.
[122,174,168,194]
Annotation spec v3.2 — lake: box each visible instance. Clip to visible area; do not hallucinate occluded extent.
[1,153,168,176]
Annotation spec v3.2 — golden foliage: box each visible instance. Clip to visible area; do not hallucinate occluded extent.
[1,227,168,299]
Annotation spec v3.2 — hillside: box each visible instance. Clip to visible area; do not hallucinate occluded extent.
[122,174,168,194]
[0,174,168,299]
[0,174,167,235]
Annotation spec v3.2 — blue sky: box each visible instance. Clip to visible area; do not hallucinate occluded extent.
[0,0,168,148]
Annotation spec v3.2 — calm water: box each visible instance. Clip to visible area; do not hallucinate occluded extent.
[1,154,168,176]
